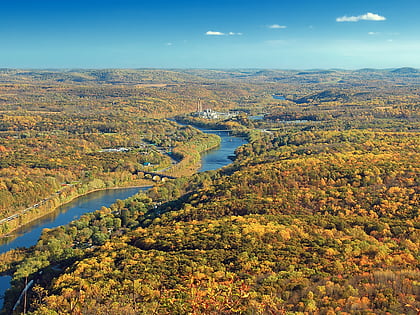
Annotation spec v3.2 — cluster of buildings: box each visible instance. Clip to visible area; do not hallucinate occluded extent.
[193,100,239,120]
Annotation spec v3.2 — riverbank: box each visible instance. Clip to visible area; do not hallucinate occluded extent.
[0,123,248,314]
[0,186,152,311]
[0,179,154,239]
[164,132,221,177]
[1,122,243,246]
[0,129,221,238]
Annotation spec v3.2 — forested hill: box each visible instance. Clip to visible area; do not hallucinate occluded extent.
[0,69,419,314]
[4,128,419,314]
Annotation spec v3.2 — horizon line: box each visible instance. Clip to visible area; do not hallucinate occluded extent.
[0,66,418,71]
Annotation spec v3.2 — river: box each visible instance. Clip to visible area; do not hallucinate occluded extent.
[272,94,286,100]
[0,187,147,308]
[197,129,247,172]
[0,127,246,309]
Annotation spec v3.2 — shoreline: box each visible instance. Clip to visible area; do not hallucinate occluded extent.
[0,183,153,239]
[0,126,240,239]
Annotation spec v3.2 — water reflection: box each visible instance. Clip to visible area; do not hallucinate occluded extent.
[0,187,148,254]
[0,187,149,309]
[0,124,247,310]
[198,129,247,172]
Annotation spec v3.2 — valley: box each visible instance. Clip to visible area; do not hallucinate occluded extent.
[0,68,419,314]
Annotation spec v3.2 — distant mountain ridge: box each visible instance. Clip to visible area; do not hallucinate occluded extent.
[390,67,420,74]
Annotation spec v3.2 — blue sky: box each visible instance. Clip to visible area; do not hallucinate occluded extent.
[0,0,419,69]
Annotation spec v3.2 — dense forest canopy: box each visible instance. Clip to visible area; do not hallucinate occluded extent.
[0,69,419,314]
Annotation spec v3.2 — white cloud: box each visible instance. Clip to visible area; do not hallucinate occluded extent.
[368,32,380,35]
[206,31,225,36]
[166,42,173,46]
[269,24,287,29]
[206,31,242,36]
[336,12,386,22]
[362,12,386,21]
[336,16,359,22]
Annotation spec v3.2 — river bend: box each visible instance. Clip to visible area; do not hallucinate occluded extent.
[0,127,246,309]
